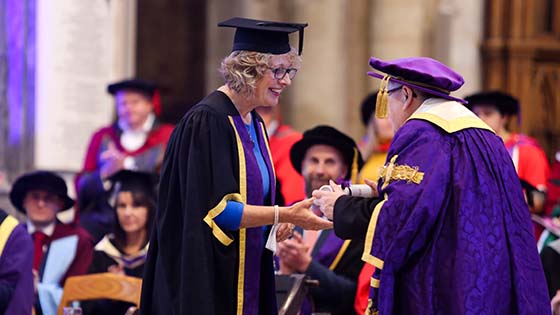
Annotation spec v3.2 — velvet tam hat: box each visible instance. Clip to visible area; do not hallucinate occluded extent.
[290,125,364,182]
[218,17,308,55]
[368,57,466,118]
[9,171,75,213]
[107,79,157,98]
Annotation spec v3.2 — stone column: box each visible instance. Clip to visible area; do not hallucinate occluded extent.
[284,0,370,139]
[432,0,484,96]
[0,0,36,216]
[111,0,137,79]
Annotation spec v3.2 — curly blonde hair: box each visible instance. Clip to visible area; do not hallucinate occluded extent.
[219,48,302,97]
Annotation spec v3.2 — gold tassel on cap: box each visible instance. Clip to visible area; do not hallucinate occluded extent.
[351,147,359,184]
[375,75,390,118]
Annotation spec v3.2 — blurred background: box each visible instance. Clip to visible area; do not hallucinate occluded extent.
[0,0,559,215]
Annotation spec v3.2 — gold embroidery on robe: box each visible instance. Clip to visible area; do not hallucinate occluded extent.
[378,155,424,189]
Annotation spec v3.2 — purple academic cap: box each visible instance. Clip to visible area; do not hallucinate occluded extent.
[367,57,467,104]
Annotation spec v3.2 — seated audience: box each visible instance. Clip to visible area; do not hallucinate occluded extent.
[277,126,364,315]
[83,170,155,315]
[77,79,173,242]
[9,171,93,315]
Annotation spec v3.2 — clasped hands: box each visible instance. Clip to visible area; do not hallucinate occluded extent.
[311,178,379,220]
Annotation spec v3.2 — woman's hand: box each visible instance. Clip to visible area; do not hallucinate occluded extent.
[275,223,294,242]
[282,199,333,230]
[108,264,126,276]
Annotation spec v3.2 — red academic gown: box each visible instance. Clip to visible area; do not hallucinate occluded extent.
[545,153,560,216]
[268,124,305,205]
[504,133,550,238]
[35,222,94,314]
[37,223,94,284]
[76,120,173,241]
[504,133,550,192]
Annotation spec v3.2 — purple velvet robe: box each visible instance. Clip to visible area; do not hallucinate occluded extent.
[335,99,550,314]
[0,218,34,315]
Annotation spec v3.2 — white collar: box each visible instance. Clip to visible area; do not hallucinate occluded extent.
[119,113,155,152]
[118,113,155,133]
[27,221,56,237]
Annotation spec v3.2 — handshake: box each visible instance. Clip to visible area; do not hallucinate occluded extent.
[311,181,378,220]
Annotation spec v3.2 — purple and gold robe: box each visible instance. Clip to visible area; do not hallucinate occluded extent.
[334,98,550,314]
[0,210,33,315]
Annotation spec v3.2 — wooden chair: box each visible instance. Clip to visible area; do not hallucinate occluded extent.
[57,273,143,315]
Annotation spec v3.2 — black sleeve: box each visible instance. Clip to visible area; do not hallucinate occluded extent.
[333,195,383,240]
[0,284,14,313]
[305,261,356,312]
[141,104,242,314]
[541,246,560,298]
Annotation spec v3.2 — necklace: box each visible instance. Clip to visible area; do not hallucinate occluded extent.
[245,123,255,144]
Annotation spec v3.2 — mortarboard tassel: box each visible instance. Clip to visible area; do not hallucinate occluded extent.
[351,148,359,184]
[375,75,390,118]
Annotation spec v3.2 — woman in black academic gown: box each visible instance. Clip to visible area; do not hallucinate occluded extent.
[83,170,155,315]
[140,17,332,315]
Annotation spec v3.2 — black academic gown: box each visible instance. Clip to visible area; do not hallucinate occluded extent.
[305,229,363,315]
[140,91,278,315]
[83,236,147,315]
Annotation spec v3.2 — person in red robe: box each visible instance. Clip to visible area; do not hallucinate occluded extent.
[10,171,94,315]
[256,105,305,205]
[76,79,174,242]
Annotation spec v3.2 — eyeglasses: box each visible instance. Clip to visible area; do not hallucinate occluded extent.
[268,67,298,80]
[387,85,402,96]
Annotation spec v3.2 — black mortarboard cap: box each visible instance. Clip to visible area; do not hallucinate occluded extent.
[107,79,157,98]
[109,170,157,200]
[464,91,520,116]
[218,17,308,55]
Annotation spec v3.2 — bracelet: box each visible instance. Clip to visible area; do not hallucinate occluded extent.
[273,205,279,225]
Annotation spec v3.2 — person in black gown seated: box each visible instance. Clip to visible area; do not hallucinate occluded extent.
[83,170,155,315]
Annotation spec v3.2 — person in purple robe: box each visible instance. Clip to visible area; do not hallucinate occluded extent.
[312,57,550,314]
[276,125,365,315]
[0,208,34,315]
